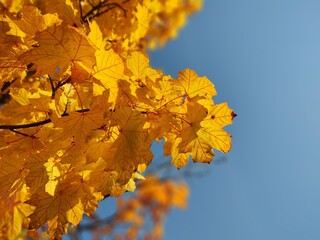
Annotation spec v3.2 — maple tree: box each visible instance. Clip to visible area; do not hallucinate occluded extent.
[0,0,236,239]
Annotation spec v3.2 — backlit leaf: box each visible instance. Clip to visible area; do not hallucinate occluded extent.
[20,24,95,78]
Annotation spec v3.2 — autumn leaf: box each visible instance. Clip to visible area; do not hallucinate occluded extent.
[0,185,35,240]
[51,108,106,143]
[164,99,233,168]
[174,68,217,99]
[0,154,28,200]
[13,6,62,41]
[27,186,84,239]
[0,19,26,84]
[105,106,154,185]
[32,0,81,26]
[131,3,153,42]
[20,24,96,78]
[88,20,106,50]
[93,49,125,102]
[27,168,104,238]
[126,51,150,81]
[24,153,50,194]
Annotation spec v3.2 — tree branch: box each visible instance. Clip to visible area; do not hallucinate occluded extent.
[0,109,92,130]
[79,0,83,19]
[9,129,37,138]
[93,3,127,19]
[0,78,16,105]
[81,0,129,22]
[0,119,52,130]
[48,75,55,99]
[54,76,71,92]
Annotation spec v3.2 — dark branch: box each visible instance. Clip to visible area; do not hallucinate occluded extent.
[81,0,104,21]
[54,76,71,92]
[10,129,36,138]
[48,75,55,99]
[93,3,127,19]
[0,119,52,130]
[79,0,83,19]
[81,0,129,22]
[0,78,17,105]
[96,0,102,15]
[0,109,92,130]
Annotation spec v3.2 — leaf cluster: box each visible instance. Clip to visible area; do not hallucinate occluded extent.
[0,0,235,239]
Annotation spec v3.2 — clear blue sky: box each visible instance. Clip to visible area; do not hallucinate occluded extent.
[148,0,320,239]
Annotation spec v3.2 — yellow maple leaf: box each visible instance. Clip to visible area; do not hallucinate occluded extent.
[24,153,50,194]
[105,106,154,185]
[85,160,120,196]
[0,19,26,83]
[131,3,153,42]
[0,87,51,126]
[76,170,104,215]
[88,20,106,50]
[0,154,28,200]
[14,6,62,41]
[28,188,83,239]
[27,169,103,239]
[165,99,234,168]
[51,108,106,143]
[174,68,217,99]
[0,185,35,240]
[32,0,81,26]
[126,51,150,80]
[206,102,236,127]
[20,24,95,78]
[93,49,125,103]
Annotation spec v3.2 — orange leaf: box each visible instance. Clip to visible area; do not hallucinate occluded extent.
[20,25,95,78]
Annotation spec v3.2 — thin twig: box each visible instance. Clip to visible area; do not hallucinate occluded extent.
[0,119,52,130]
[0,108,92,130]
[93,3,127,19]
[79,0,83,19]
[54,76,71,92]
[82,0,129,22]
[48,75,55,99]
[96,0,102,15]
[9,129,36,138]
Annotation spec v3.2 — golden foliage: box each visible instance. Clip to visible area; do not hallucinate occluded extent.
[113,176,189,240]
[68,175,189,240]
[0,0,235,239]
